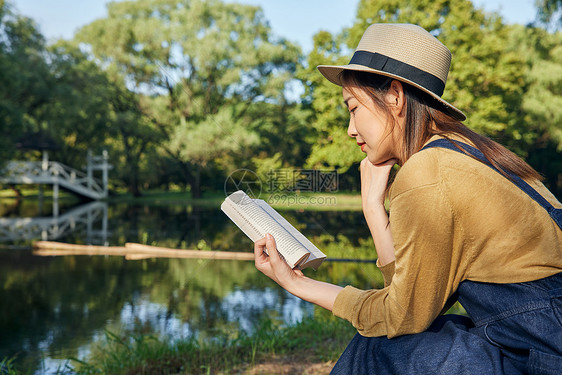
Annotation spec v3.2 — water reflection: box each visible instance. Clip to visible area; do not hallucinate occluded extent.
[222,288,314,333]
[119,296,193,338]
[0,200,108,245]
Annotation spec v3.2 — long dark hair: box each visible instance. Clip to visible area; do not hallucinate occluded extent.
[341,70,542,182]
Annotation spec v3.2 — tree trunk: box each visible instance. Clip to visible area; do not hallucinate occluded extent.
[128,164,142,197]
[191,164,201,199]
[130,180,142,197]
[176,161,199,198]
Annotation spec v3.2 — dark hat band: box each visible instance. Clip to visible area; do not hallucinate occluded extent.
[349,51,446,97]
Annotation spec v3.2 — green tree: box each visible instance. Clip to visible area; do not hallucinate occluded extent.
[298,30,363,173]
[108,82,162,196]
[521,30,562,148]
[536,0,562,27]
[504,25,562,194]
[25,40,156,196]
[76,0,301,198]
[0,1,50,164]
[39,41,114,168]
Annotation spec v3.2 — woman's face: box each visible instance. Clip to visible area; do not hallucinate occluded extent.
[342,85,400,165]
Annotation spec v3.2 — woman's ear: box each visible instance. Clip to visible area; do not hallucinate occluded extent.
[386,80,406,116]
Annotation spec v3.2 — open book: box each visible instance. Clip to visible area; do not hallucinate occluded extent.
[221,190,326,270]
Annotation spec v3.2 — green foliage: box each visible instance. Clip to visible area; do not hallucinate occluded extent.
[503,25,562,193]
[38,40,160,197]
[536,0,562,27]
[0,1,158,196]
[167,104,260,167]
[38,41,114,167]
[76,0,302,197]
[245,101,315,172]
[518,27,562,150]
[311,234,384,288]
[0,2,48,164]
[107,81,162,196]
[297,30,360,172]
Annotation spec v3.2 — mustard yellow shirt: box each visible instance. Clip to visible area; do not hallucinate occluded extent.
[332,136,562,338]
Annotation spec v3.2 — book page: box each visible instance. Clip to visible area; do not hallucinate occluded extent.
[221,198,262,242]
[255,199,326,269]
[222,191,309,268]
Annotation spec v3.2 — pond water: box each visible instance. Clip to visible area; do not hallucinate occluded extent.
[0,198,381,374]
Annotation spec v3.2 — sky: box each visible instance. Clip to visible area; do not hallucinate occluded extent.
[14,0,538,53]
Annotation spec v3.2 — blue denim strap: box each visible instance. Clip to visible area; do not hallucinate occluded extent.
[421,139,562,230]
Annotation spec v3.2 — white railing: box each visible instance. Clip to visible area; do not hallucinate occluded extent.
[0,160,106,200]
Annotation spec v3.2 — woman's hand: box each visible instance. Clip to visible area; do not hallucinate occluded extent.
[253,233,343,312]
[254,233,304,290]
[360,157,397,212]
[360,157,397,266]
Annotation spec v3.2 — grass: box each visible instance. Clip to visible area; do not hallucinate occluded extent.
[264,191,362,211]
[106,189,224,206]
[0,186,78,201]
[0,357,29,375]
[0,186,362,211]
[104,189,362,211]
[65,316,355,375]
[2,316,355,374]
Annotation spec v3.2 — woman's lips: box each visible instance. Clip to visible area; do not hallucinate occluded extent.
[358,142,366,152]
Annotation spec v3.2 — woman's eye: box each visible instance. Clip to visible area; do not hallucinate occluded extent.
[349,107,357,114]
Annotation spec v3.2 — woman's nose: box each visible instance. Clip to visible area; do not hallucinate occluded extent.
[347,119,357,138]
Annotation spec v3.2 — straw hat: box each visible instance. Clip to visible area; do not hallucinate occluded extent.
[317,23,466,121]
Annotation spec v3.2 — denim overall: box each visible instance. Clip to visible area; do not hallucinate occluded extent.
[331,140,562,375]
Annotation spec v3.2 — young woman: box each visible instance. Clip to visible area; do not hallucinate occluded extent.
[253,23,562,374]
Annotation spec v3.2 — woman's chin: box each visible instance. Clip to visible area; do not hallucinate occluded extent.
[366,154,382,165]
[367,154,396,167]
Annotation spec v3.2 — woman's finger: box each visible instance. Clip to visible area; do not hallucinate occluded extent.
[265,233,280,262]
[254,237,267,254]
[254,237,269,265]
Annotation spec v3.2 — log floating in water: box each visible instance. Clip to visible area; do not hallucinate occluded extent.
[32,241,255,261]
[32,241,377,263]
[125,242,255,260]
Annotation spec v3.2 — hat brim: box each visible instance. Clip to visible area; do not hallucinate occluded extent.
[317,63,466,121]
